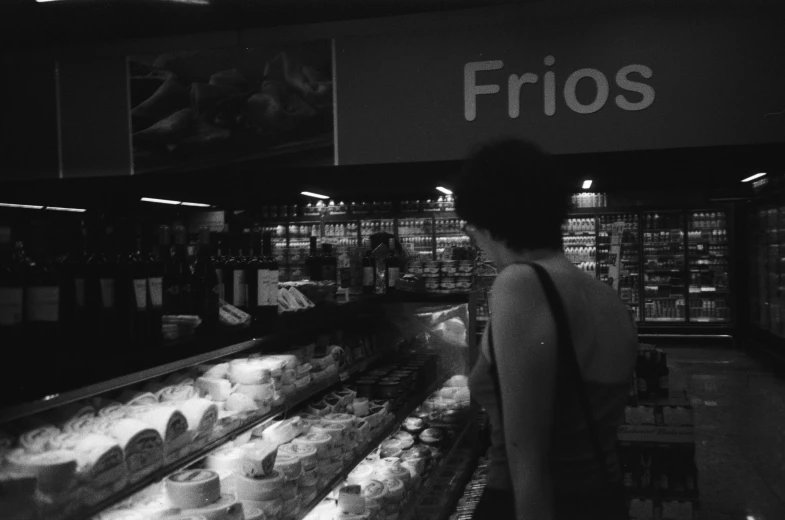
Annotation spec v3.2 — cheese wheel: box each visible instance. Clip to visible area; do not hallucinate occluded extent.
[241,498,282,519]
[278,443,318,471]
[307,401,330,417]
[236,470,284,501]
[234,383,274,403]
[98,404,127,420]
[292,433,332,456]
[382,465,411,486]
[225,393,257,413]
[310,424,344,446]
[362,480,387,507]
[392,432,415,450]
[205,446,245,473]
[228,361,272,385]
[322,413,355,430]
[19,426,60,454]
[5,449,78,493]
[127,406,189,462]
[280,480,298,501]
[158,385,198,403]
[383,478,404,501]
[183,494,243,520]
[298,467,318,487]
[244,507,264,520]
[195,377,233,402]
[352,398,370,417]
[124,392,159,406]
[347,464,374,487]
[240,443,278,478]
[177,399,219,441]
[401,458,426,478]
[295,413,321,433]
[166,469,222,509]
[200,362,229,379]
[273,452,303,480]
[338,485,365,514]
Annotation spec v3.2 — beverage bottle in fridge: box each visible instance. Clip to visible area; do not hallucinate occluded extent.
[173,225,192,315]
[0,232,24,353]
[262,232,279,311]
[362,244,375,295]
[213,235,226,302]
[385,238,400,293]
[306,237,322,281]
[24,223,62,352]
[320,243,337,283]
[245,232,262,323]
[230,237,248,310]
[193,227,219,334]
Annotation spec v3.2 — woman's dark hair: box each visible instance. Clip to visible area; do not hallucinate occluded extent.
[454,138,569,251]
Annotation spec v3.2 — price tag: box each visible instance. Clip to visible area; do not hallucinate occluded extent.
[339,372,349,382]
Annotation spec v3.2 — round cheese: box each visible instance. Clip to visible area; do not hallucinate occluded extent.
[240,444,278,478]
[347,464,374,487]
[278,443,318,471]
[98,404,127,420]
[401,458,425,478]
[241,498,282,519]
[383,478,405,501]
[201,362,229,379]
[195,377,233,402]
[361,480,387,507]
[19,426,60,454]
[5,449,78,493]
[228,361,272,385]
[352,398,370,417]
[225,393,257,413]
[338,485,365,514]
[158,385,198,403]
[292,433,332,456]
[234,383,274,403]
[298,467,318,487]
[166,469,221,509]
[322,413,355,430]
[307,401,330,417]
[310,424,345,447]
[274,453,303,480]
[183,494,243,520]
[214,469,237,495]
[204,447,245,473]
[235,470,284,501]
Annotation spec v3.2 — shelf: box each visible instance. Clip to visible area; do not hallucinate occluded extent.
[617,425,695,444]
[294,377,446,520]
[81,355,381,520]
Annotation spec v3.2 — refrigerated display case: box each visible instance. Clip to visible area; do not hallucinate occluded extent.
[0,294,478,520]
[643,212,687,322]
[598,213,641,322]
[434,217,469,259]
[562,216,597,275]
[750,206,785,339]
[397,217,434,262]
[687,210,731,323]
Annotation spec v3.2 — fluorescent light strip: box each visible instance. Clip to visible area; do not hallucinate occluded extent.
[46,206,86,213]
[141,197,181,205]
[181,202,211,208]
[436,186,453,195]
[741,172,766,183]
[301,191,330,199]
[0,203,44,210]
[582,180,593,190]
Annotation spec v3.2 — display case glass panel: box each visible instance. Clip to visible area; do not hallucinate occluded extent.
[643,211,686,322]
[598,213,641,322]
[434,217,469,259]
[397,217,434,262]
[687,210,731,322]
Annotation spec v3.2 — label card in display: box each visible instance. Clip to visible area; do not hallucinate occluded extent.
[148,277,164,308]
[133,279,148,310]
[233,271,247,307]
[257,269,267,306]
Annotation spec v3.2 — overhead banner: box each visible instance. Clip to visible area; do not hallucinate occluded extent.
[335,11,785,165]
[129,40,334,174]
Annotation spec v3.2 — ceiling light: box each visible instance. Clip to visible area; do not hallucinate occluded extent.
[436,186,453,195]
[46,206,86,213]
[141,197,181,205]
[582,180,593,190]
[301,191,329,199]
[180,202,211,208]
[741,172,766,183]
[0,203,44,210]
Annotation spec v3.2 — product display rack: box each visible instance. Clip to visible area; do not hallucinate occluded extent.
[643,211,687,322]
[687,210,731,323]
[562,216,597,275]
[598,213,641,321]
[434,216,469,259]
[750,205,785,339]
[397,215,436,261]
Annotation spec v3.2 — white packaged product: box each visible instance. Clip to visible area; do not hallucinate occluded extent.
[274,452,303,480]
[176,398,219,446]
[228,360,273,385]
[105,418,164,482]
[234,383,274,403]
[199,362,229,379]
[293,432,333,457]
[126,405,190,464]
[182,493,244,520]
[278,442,318,471]
[361,480,387,508]
[338,485,365,514]
[254,416,304,447]
[225,393,258,413]
[240,442,278,478]
[98,404,127,421]
[195,377,234,402]
[158,385,198,403]
[241,497,282,519]
[205,446,246,473]
[310,424,345,447]
[62,415,99,435]
[165,469,222,509]
[19,426,61,454]
[322,413,355,431]
[236,469,284,501]
[347,464,374,487]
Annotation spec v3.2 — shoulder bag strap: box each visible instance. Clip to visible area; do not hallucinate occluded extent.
[487,261,613,485]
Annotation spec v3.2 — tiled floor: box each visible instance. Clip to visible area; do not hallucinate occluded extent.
[665,347,785,520]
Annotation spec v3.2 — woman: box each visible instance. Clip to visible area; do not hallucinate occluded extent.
[456,139,637,520]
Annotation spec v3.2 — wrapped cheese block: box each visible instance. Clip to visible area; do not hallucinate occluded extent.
[234,383,274,403]
[225,393,257,413]
[311,423,346,448]
[127,406,190,464]
[158,385,198,403]
[5,448,78,493]
[352,398,370,417]
[273,452,303,481]
[166,469,221,509]
[48,432,128,504]
[236,470,284,501]
[197,362,229,379]
[120,391,159,407]
[338,485,365,514]
[205,446,246,473]
[241,497,282,519]
[361,480,387,508]
[195,377,233,402]
[182,493,244,520]
[278,442,318,471]
[176,399,218,447]
[19,425,61,454]
[255,357,287,379]
[265,354,299,371]
[228,360,272,385]
[253,417,303,447]
[240,443,278,478]
[293,433,332,458]
[106,418,164,483]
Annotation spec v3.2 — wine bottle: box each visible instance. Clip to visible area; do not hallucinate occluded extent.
[362,243,375,295]
[306,237,322,281]
[385,238,400,293]
[24,223,61,351]
[146,227,164,348]
[130,228,151,348]
[263,232,279,309]
[230,236,248,310]
[158,225,176,315]
[246,231,263,326]
[193,227,219,333]
[320,243,337,283]
[173,225,191,315]
[213,234,226,302]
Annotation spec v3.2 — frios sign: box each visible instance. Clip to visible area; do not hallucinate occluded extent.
[464,57,655,121]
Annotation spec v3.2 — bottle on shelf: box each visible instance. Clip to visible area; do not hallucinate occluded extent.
[320,243,337,283]
[306,237,322,282]
[193,227,219,333]
[145,227,164,348]
[24,223,62,351]
[658,351,670,398]
[362,241,375,295]
[213,234,226,302]
[262,232,279,311]
[245,231,262,323]
[58,224,88,348]
[385,238,400,293]
[172,225,192,315]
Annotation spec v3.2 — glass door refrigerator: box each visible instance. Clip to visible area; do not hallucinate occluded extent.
[397,216,435,262]
[282,220,319,281]
[434,216,470,259]
[562,216,597,276]
[260,222,290,280]
[642,211,687,322]
[686,210,731,323]
[597,213,641,322]
[751,206,785,338]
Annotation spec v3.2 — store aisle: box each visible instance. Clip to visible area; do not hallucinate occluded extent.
[665,347,785,520]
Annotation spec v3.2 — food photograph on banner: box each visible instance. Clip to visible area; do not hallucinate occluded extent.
[128,40,334,174]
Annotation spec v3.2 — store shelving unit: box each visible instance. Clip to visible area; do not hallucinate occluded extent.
[434,216,469,259]
[598,213,641,321]
[643,211,687,322]
[562,216,597,275]
[750,206,785,339]
[397,215,435,261]
[687,210,731,323]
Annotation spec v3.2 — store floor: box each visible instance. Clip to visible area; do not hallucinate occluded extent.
[665,346,785,520]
